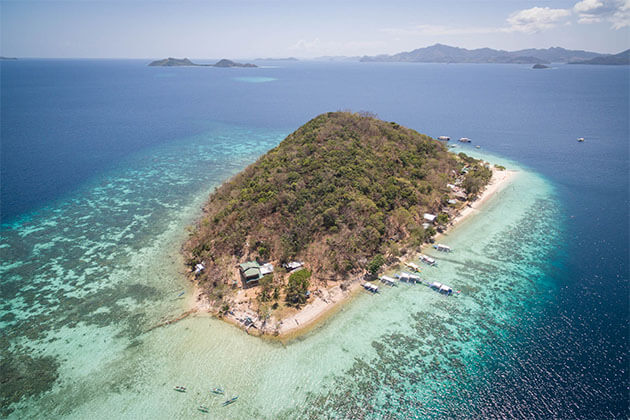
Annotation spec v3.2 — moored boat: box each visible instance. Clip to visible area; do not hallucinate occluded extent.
[222,396,239,406]
[405,262,421,272]
[429,282,454,295]
[437,136,450,141]
[379,275,397,286]
[419,254,436,266]
[459,137,471,143]
[433,244,451,252]
[211,387,224,395]
[173,386,186,392]
[198,405,210,413]
[363,282,379,293]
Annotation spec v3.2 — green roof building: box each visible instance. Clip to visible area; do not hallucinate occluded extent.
[239,261,261,284]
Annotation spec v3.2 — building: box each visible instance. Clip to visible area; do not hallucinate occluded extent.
[239,261,261,285]
[424,213,437,223]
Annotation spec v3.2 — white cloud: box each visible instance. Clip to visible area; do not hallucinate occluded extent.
[573,0,630,28]
[574,0,605,13]
[506,7,572,33]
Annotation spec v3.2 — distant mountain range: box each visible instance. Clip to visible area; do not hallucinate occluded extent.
[360,44,603,64]
[148,58,257,67]
[569,49,630,65]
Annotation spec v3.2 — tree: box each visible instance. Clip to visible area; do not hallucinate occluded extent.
[367,254,385,275]
[437,213,449,225]
[285,269,311,307]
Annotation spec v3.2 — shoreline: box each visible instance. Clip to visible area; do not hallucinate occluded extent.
[189,165,518,340]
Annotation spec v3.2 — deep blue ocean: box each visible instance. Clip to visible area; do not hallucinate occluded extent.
[1,59,628,418]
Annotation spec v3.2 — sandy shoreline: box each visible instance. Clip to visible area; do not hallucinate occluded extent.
[189,165,518,340]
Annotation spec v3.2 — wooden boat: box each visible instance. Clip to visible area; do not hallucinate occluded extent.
[379,275,397,286]
[419,254,436,266]
[211,388,224,395]
[363,282,379,293]
[222,396,239,406]
[433,244,451,252]
[405,262,421,272]
[173,386,186,392]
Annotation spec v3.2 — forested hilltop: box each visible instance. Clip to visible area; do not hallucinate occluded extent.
[184,112,491,310]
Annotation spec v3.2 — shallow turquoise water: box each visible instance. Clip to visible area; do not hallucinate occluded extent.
[2,141,562,418]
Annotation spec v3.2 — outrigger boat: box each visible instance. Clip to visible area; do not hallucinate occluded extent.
[433,244,451,252]
[379,275,397,286]
[363,282,379,293]
[405,262,421,272]
[222,396,239,406]
[428,282,460,296]
[198,405,210,413]
[173,386,186,392]
[211,387,224,395]
[396,272,422,284]
[419,254,436,266]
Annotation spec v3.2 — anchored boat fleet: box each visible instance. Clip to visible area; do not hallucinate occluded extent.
[363,244,459,296]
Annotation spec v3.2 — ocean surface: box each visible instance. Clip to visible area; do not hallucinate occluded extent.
[1,59,628,418]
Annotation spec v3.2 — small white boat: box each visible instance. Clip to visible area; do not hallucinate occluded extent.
[459,137,471,143]
[396,272,422,283]
[419,254,436,266]
[405,262,421,272]
[429,282,453,295]
[577,137,585,142]
[379,275,398,286]
[363,282,379,293]
[433,244,452,252]
[437,136,450,141]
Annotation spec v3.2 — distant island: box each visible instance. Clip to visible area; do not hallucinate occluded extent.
[532,64,550,69]
[0,56,18,60]
[360,44,602,64]
[569,49,630,65]
[148,57,257,67]
[184,111,509,337]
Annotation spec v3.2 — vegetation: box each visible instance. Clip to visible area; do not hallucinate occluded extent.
[367,254,385,275]
[285,269,311,307]
[185,112,491,302]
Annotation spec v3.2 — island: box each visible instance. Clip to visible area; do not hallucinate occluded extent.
[184,111,512,337]
[532,64,550,69]
[569,49,630,65]
[148,57,257,67]
[360,44,603,64]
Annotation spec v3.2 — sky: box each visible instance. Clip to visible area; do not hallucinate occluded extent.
[1,0,629,58]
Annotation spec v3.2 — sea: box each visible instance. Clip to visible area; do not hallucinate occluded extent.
[1,59,628,419]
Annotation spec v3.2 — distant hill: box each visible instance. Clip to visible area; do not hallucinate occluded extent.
[532,64,550,69]
[213,59,257,68]
[148,57,257,67]
[148,57,197,66]
[0,56,18,60]
[569,49,630,65]
[360,44,603,64]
